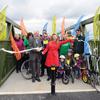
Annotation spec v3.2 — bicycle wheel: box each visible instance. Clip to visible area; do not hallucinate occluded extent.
[90,73,96,88]
[21,60,32,80]
[97,75,100,85]
[62,73,69,84]
[82,74,88,83]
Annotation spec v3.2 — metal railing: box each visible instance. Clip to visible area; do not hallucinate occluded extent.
[0,17,20,86]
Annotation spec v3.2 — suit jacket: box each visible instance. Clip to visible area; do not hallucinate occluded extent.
[29,36,42,60]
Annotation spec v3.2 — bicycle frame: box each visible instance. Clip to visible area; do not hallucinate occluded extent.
[96,57,100,73]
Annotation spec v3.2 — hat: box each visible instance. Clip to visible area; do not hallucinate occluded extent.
[74,53,80,58]
[60,55,65,59]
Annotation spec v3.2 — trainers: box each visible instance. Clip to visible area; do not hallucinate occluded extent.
[35,77,41,82]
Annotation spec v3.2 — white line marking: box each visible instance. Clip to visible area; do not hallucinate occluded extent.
[0,89,96,95]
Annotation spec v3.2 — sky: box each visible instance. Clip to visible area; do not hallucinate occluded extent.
[0,0,100,34]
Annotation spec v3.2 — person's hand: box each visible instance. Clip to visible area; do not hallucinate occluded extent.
[25,52,29,54]
[75,63,77,66]
[36,47,43,52]
[36,47,40,52]
[41,51,44,55]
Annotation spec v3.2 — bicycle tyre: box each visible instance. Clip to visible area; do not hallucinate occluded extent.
[90,73,96,88]
[82,74,88,83]
[62,74,69,85]
[21,60,32,80]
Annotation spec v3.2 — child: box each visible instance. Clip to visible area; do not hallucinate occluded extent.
[65,49,75,76]
[57,55,65,78]
[73,53,83,79]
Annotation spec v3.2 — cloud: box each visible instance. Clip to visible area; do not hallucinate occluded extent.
[44,0,100,20]
[0,0,99,33]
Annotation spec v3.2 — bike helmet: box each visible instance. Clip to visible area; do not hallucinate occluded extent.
[74,53,80,58]
[60,55,65,59]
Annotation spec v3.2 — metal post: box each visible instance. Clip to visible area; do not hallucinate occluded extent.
[51,65,56,95]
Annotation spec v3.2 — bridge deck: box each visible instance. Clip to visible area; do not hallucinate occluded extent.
[0,71,99,95]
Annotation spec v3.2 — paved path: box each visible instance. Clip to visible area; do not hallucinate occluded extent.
[0,92,100,100]
[0,71,99,95]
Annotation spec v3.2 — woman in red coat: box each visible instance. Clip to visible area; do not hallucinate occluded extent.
[42,34,74,81]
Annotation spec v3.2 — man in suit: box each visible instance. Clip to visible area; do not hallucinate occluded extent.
[28,32,42,82]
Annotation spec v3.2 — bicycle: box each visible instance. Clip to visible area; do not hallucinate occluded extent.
[90,55,100,92]
[56,67,69,85]
[62,64,74,84]
[21,59,32,80]
[83,54,100,92]
[82,54,92,83]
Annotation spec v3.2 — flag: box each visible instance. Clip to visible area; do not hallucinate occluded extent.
[42,22,48,34]
[0,6,7,40]
[52,16,56,35]
[20,18,27,36]
[10,31,21,60]
[93,6,100,42]
[61,17,65,35]
[71,15,84,36]
[84,30,92,54]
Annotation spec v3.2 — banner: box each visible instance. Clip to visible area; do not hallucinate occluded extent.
[84,31,92,54]
[52,16,56,35]
[10,32,21,60]
[61,17,65,35]
[71,15,84,36]
[0,6,7,40]
[20,18,27,36]
[42,22,48,34]
[93,6,100,42]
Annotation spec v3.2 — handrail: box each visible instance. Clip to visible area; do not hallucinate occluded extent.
[66,16,94,31]
[6,17,20,29]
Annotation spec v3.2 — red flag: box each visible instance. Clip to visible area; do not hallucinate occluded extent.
[10,32,21,60]
[61,17,65,35]
[20,18,27,36]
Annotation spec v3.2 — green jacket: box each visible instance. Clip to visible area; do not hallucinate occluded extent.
[60,42,71,56]
[24,38,30,49]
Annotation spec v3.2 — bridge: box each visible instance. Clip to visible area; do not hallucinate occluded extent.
[0,15,100,100]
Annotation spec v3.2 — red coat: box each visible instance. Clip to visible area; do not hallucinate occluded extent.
[42,39,73,67]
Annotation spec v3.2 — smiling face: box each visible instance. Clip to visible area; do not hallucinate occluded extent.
[76,30,81,36]
[52,34,58,41]
[60,58,65,62]
[15,34,20,39]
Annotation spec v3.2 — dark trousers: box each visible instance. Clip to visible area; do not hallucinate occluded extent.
[16,59,22,72]
[41,54,47,75]
[73,67,81,78]
[16,54,29,73]
[30,56,41,79]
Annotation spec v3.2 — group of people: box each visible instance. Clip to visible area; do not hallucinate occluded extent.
[14,29,85,83]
